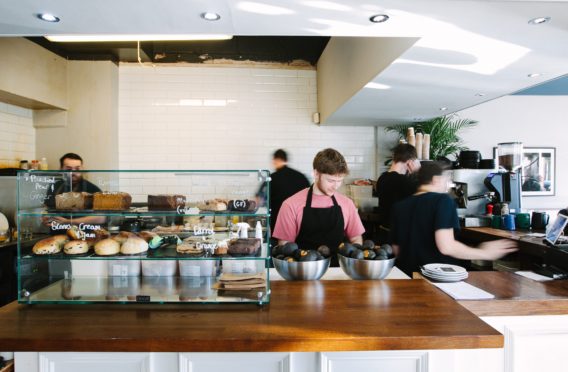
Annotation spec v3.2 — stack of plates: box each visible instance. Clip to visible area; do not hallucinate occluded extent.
[421,263,468,282]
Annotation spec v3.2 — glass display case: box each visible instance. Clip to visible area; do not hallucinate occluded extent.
[17,170,271,305]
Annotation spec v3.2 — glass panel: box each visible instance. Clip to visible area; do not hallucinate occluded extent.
[17,169,271,305]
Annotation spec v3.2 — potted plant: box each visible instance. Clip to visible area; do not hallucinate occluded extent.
[384,114,478,164]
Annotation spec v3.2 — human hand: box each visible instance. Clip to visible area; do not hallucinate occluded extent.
[478,239,518,260]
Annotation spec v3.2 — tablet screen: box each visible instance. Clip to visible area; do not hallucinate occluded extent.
[545,214,568,245]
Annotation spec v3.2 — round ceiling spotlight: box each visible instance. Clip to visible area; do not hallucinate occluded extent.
[369,14,389,23]
[528,73,542,78]
[36,13,60,23]
[201,12,221,21]
[528,17,550,25]
[439,107,448,111]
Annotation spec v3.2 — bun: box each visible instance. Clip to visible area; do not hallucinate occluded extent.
[120,237,149,255]
[64,240,89,255]
[33,235,68,255]
[112,231,137,244]
[94,238,120,256]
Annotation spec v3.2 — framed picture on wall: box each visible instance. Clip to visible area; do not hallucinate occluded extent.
[494,147,556,196]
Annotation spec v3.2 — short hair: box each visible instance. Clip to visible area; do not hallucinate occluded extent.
[59,153,83,168]
[417,161,446,186]
[273,149,288,162]
[392,144,418,163]
[313,148,349,175]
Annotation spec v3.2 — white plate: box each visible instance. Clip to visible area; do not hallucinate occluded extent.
[421,271,468,282]
[422,263,467,274]
[0,212,8,232]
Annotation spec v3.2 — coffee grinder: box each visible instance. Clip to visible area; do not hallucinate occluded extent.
[484,142,523,214]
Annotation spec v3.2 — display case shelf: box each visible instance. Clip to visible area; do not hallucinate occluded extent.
[17,169,272,305]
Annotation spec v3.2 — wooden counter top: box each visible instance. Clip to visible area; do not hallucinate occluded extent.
[458,271,568,317]
[0,280,502,352]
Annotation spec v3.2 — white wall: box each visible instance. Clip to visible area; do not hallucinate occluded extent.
[376,95,568,210]
[0,102,35,167]
[118,64,376,185]
[458,95,568,210]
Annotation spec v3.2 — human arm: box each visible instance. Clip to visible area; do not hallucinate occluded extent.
[435,229,517,260]
[349,235,363,245]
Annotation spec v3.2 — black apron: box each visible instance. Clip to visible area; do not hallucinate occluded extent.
[296,186,345,267]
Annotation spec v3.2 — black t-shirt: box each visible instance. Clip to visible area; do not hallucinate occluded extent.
[390,192,463,277]
[376,171,417,228]
[260,166,310,231]
[44,178,102,236]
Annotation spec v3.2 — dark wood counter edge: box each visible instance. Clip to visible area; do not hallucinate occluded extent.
[0,280,504,352]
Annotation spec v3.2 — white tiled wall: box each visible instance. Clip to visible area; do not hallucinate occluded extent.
[118,64,376,199]
[0,102,35,167]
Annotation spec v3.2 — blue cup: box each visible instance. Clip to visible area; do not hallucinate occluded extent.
[502,214,516,231]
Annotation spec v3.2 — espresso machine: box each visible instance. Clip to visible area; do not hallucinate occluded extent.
[484,142,523,214]
[450,169,495,226]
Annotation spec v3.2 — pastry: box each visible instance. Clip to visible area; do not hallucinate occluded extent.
[215,240,229,255]
[32,235,68,255]
[228,238,261,256]
[227,200,257,212]
[67,225,85,240]
[94,238,120,256]
[148,194,186,211]
[138,231,158,242]
[120,236,149,255]
[93,192,132,210]
[55,192,93,210]
[63,240,89,255]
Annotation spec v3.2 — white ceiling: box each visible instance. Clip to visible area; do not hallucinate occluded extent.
[1,0,568,125]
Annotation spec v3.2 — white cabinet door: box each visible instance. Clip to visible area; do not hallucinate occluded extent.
[483,315,568,372]
[179,352,293,372]
[320,351,428,372]
[15,352,178,372]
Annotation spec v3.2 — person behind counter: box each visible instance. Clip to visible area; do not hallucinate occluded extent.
[273,148,365,266]
[257,149,310,232]
[376,143,421,243]
[42,153,105,235]
[390,161,517,277]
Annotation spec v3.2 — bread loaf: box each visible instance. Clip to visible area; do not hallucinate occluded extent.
[55,192,93,210]
[148,194,186,210]
[93,192,132,210]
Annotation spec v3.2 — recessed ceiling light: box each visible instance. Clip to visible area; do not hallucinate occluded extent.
[439,107,448,111]
[528,17,550,25]
[201,12,221,21]
[528,73,542,78]
[46,34,233,42]
[475,93,485,97]
[369,14,389,23]
[37,13,60,23]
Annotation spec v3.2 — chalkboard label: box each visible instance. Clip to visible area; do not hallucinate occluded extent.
[136,295,151,303]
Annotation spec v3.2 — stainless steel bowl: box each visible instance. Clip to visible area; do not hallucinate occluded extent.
[272,257,330,281]
[338,254,395,280]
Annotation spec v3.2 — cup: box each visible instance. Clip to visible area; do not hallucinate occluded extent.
[491,215,502,229]
[531,212,550,230]
[515,213,531,230]
[502,214,516,231]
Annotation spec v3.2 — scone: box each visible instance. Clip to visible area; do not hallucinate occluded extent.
[112,231,137,244]
[94,238,120,256]
[138,231,158,242]
[67,226,85,240]
[64,240,89,255]
[120,236,149,255]
[32,235,68,255]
